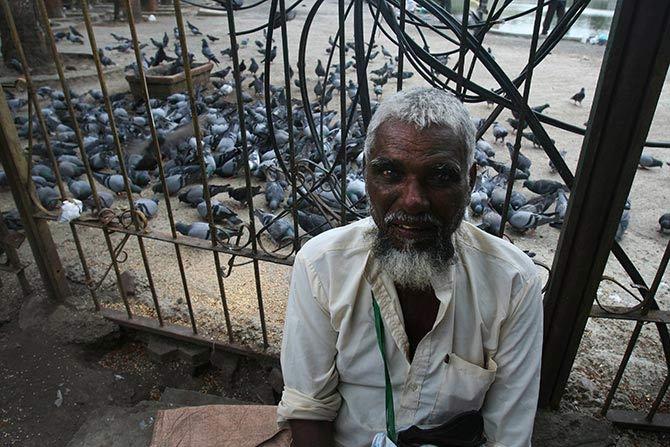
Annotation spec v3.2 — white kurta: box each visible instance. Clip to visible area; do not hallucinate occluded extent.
[278,218,543,447]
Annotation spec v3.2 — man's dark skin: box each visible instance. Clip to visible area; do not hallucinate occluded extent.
[289,119,477,446]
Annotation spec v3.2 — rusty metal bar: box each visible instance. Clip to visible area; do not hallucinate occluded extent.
[540,0,670,408]
[277,0,300,254]
[172,0,237,337]
[224,0,269,348]
[0,88,70,300]
[396,0,406,91]
[79,0,168,322]
[455,0,469,97]
[497,0,543,237]
[338,0,347,225]
[0,212,30,295]
[35,0,113,310]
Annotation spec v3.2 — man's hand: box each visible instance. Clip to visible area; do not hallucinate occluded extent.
[288,419,335,447]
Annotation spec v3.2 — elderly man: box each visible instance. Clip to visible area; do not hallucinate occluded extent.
[277,88,543,446]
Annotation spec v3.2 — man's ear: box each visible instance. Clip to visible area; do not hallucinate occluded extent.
[468,164,477,192]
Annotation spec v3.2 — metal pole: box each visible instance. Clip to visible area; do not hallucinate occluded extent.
[0,87,70,301]
[540,0,670,408]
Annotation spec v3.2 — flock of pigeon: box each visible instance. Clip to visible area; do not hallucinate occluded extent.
[1,21,669,259]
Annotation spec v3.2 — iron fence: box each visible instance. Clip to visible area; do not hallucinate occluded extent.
[0,0,668,422]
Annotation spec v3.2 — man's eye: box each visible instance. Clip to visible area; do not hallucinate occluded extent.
[432,167,458,184]
[380,168,400,181]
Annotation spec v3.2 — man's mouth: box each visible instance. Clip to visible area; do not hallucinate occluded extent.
[388,222,438,240]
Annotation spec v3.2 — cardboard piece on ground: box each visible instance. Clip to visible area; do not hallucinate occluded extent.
[150,404,291,447]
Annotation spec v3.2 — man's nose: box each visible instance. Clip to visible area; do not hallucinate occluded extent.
[398,178,430,214]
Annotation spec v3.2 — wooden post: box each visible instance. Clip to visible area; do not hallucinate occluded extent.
[0,86,70,301]
[539,0,670,408]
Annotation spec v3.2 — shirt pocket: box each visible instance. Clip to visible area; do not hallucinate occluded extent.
[428,353,497,423]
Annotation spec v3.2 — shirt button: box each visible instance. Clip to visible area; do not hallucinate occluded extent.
[444,354,450,364]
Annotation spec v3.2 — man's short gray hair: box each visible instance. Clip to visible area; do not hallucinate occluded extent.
[363,87,476,167]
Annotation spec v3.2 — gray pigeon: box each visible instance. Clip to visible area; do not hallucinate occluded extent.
[506,143,531,173]
[152,174,189,196]
[68,179,92,200]
[37,186,61,210]
[492,122,508,144]
[265,180,285,210]
[197,199,241,225]
[178,184,230,207]
[639,154,663,169]
[93,172,142,193]
[507,210,556,233]
[254,210,294,244]
[477,208,502,236]
[659,213,670,233]
[523,179,565,195]
[297,210,332,236]
[84,191,115,211]
[134,197,160,219]
[176,221,233,241]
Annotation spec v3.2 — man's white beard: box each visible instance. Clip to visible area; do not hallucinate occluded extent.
[374,245,450,289]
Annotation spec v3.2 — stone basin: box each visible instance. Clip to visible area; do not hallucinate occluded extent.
[125,61,214,100]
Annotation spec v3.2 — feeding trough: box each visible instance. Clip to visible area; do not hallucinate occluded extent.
[125,62,214,100]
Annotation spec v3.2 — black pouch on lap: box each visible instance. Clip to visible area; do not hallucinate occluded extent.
[396,410,486,447]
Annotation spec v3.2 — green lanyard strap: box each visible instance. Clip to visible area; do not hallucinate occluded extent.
[372,293,397,442]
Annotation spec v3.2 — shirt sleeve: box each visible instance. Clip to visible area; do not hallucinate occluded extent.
[276,252,342,426]
[482,272,544,447]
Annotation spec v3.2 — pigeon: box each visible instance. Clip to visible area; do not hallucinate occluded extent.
[507,210,557,233]
[492,122,508,144]
[523,179,565,195]
[178,184,230,207]
[84,191,115,211]
[8,58,23,73]
[187,21,202,35]
[197,200,241,225]
[152,173,190,195]
[93,172,142,194]
[2,209,22,230]
[254,210,294,244]
[37,186,61,210]
[615,203,631,242]
[68,179,92,200]
[549,150,568,173]
[639,154,663,169]
[506,143,531,173]
[315,59,326,77]
[297,210,332,236]
[134,197,160,219]
[478,208,502,236]
[531,103,550,114]
[176,222,230,241]
[207,34,220,42]
[98,48,115,66]
[265,179,285,210]
[659,213,670,233]
[66,32,84,44]
[228,185,262,205]
[571,88,585,105]
[506,117,527,133]
[69,25,83,38]
[202,39,220,65]
[248,58,259,74]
